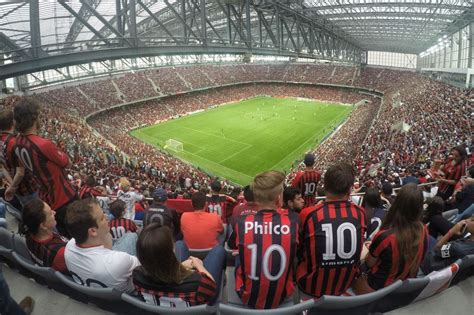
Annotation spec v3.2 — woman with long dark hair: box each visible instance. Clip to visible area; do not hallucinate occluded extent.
[353,184,429,294]
[133,224,225,307]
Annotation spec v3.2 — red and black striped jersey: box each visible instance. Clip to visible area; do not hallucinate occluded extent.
[133,269,217,307]
[14,134,76,210]
[26,232,68,272]
[439,158,466,193]
[291,170,321,208]
[297,200,366,297]
[235,209,299,309]
[109,218,138,240]
[205,194,236,224]
[0,133,36,196]
[367,225,429,290]
[78,185,102,199]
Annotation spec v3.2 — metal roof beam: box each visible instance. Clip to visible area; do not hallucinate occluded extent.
[305,2,470,12]
[59,0,112,46]
[64,0,101,48]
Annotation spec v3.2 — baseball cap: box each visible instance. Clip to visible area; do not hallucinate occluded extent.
[152,188,168,201]
[304,153,315,166]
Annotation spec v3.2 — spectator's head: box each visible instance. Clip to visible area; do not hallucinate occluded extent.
[109,199,126,219]
[324,163,355,199]
[251,171,285,209]
[362,187,382,222]
[0,109,14,132]
[152,187,168,203]
[13,98,40,133]
[84,175,96,187]
[381,182,393,196]
[242,185,254,202]
[362,187,382,209]
[211,181,221,194]
[382,183,423,229]
[136,224,192,284]
[304,153,315,167]
[422,196,445,222]
[65,199,109,246]
[20,199,56,236]
[451,145,467,163]
[191,191,206,211]
[119,177,131,192]
[283,187,304,212]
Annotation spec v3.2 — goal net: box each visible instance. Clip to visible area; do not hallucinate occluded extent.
[164,139,183,152]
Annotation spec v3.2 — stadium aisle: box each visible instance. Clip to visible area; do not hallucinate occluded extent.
[3,265,113,315]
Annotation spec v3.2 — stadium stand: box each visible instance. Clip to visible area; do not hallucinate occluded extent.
[0,31,472,315]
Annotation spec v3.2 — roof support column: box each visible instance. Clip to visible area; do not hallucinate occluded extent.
[129,0,138,47]
[200,0,207,45]
[29,0,42,58]
[468,23,473,69]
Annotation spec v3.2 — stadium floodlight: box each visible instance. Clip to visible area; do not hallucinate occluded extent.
[165,139,184,152]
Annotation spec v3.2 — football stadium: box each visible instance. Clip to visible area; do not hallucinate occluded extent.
[0,1,472,314]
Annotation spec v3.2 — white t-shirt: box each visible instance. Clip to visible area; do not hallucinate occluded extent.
[64,239,140,293]
[118,190,144,220]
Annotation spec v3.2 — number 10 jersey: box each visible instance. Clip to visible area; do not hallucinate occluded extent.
[234,209,299,309]
[297,200,366,297]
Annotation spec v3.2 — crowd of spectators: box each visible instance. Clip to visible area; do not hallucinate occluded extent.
[0,63,471,197]
[0,62,472,313]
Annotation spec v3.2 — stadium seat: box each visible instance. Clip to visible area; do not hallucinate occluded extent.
[11,251,56,283]
[413,261,460,302]
[0,227,14,262]
[121,293,215,314]
[11,234,33,263]
[302,280,403,315]
[0,197,22,221]
[442,208,459,222]
[55,271,122,301]
[55,271,140,313]
[218,299,316,314]
[369,277,430,312]
[451,254,474,285]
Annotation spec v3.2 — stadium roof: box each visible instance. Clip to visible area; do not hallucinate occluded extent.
[0,0,472,79]
[302,0,474,54]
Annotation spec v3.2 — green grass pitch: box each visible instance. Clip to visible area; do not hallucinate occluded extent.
[130,96,353,185]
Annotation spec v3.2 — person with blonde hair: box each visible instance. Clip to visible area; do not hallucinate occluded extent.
[117,177,143,220]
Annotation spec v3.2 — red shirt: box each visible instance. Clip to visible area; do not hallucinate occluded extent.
[439,158,465,193]
[26,232,68,272]
[181,212,223,249]
[235,209,299,309]
[291,169,321,208]
[0,132,36,196]
[297,200,366,297]
[15,134,76,210]
[367,225,429,290]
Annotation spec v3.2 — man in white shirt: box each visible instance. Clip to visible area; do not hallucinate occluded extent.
[64,199,140,293]
[117,177,144,220]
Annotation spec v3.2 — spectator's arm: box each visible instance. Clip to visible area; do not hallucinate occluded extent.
[42,140,71,168]
[5,166,25,201]
[435,220,467,249]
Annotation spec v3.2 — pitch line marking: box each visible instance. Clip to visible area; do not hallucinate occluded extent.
[218,144,252,164]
